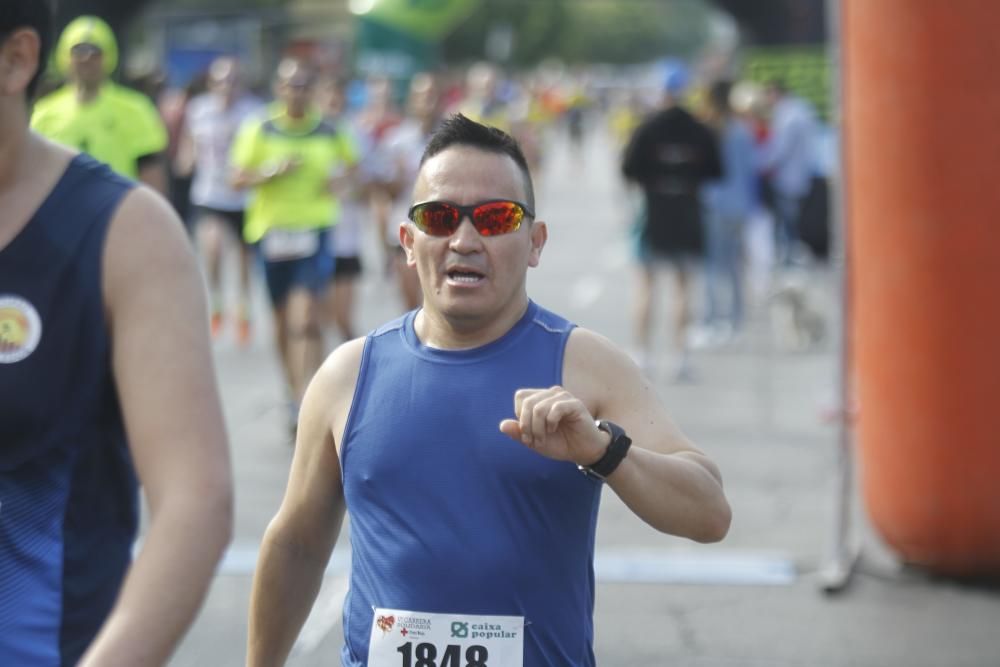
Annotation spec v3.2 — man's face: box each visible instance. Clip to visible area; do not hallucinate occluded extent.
[208,59,239,100]
[401,146,546,328]
[277,70,313,116]
[69,42,104,87]
[408,77,439,123]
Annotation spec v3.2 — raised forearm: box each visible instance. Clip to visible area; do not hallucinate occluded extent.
[79,490,232,666]
[607,446,731,543]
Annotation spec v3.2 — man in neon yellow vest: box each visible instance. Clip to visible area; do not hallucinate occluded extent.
[232,58,358,431]
[31,16,168,193]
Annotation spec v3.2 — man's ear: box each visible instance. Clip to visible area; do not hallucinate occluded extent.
[527,221,547,268]
[399,222,417,267]
[0,28,40,97]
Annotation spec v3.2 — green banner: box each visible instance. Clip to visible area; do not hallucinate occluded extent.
[354,17,437,80]
[353,0,479,42]
[743,47,833,121]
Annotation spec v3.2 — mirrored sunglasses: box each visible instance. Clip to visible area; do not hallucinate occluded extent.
[407,200,533,237]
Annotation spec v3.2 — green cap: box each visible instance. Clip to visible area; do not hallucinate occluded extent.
[55,15,119,76]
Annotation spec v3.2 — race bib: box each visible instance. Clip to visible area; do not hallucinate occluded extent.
[260,229,320,261]
[368,608,524,667]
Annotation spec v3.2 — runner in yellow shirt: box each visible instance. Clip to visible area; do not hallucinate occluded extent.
[231,58,358,433]
[31,16,168,193]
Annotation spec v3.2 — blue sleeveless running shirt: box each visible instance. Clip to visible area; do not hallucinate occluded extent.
[0,155,137,666]
[341,301,603,666]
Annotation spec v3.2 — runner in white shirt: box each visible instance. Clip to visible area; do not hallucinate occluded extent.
[180,57,262,344]
[379,72,443,311]
[317,77,370,342]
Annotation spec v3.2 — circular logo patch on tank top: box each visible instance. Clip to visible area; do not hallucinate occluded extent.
[0,295,42,364]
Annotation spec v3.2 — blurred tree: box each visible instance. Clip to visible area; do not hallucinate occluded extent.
[558,0,709,64]
[56,0,147,34]
[441,0,711,66]
[55,0,287,35]
[711,0,826,45]
[156,0,288,8]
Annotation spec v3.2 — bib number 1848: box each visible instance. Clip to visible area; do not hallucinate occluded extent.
[396,642,488,667]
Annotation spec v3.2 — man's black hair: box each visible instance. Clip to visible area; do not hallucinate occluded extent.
[421,113,535,211]
[0,0,55,100]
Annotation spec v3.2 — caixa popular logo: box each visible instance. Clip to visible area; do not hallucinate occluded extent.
[0,295,42,364]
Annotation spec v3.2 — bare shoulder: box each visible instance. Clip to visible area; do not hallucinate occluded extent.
[305,337,368,451]
[109,185,184,238]
[103,185,193,300]
[563,327,644,404]
[563,327,693,454]
[313,338,366,401]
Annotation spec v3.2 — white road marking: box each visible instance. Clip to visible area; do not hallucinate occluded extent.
[291,575,349,656]
[220,544,795,655]
[219,544,796,585]
[594,548,797,586]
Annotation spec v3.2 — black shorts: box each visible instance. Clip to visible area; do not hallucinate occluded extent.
[332,255,362,280]
[195,206,247,242]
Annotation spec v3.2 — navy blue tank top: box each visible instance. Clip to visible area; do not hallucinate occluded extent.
[0,155,136,666]
[341,301,602,666]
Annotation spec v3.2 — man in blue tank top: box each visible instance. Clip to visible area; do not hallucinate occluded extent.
[248,114,732,667]
[0,2,233,664]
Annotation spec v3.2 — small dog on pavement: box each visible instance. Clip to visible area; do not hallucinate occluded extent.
[769,272,826,350]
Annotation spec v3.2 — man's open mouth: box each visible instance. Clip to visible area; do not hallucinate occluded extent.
[446,269,485,284]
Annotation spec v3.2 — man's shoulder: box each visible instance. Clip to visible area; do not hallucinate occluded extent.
[32,86,74,118]
[103,84,156,109]
[563,326,642,400]
[526,302,576,336]
[370,312,409,339]
[638,106,701,135]
[314,337,368,399]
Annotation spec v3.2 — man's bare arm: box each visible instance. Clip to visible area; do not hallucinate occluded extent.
[247,339,365,666]
[512,328,730,543]
[79,186,233,666]
[571,329,730,541]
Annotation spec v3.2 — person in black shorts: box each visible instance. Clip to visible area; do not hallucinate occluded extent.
[180,57,261,344]
[622,61,721,381]
[317,77,366,342]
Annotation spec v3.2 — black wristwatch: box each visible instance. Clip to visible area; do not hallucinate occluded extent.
[578,420,632,482]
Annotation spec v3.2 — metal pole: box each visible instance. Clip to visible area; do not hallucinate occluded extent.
[818,0,859,594]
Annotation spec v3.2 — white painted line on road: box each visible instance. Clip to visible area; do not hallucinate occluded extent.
[291,575,349,656]
[216,546,351,575]
[594,549,797,586]
[218,545,795,586]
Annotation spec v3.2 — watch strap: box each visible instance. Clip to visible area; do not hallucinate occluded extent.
[579,420,632,481]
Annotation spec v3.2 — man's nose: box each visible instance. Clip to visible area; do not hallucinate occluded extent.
[449,217,482,251]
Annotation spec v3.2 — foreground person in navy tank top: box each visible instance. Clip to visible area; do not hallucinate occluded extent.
[0,2,232,664]
[249,114,732,666]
